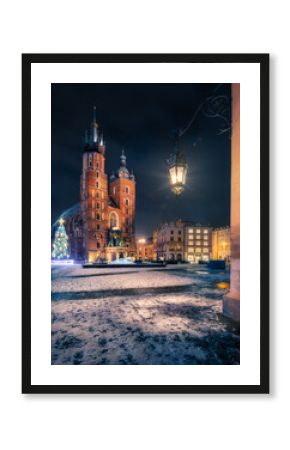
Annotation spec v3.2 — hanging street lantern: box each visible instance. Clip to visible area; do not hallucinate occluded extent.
[166,85,231,196]
[167,148,188,195]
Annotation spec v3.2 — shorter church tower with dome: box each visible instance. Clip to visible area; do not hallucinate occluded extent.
[54,107,136,262]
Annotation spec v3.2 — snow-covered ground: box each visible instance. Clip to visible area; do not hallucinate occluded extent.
[51,264,240,365]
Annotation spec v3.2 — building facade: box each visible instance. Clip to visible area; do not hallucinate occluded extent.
[153,221,212,262]
[155,220,186,261]
[211,227,231,261]
[53,108,136,262]
[184,225,212,263]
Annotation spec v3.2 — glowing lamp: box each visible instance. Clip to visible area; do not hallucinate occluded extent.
[167,150,188,195]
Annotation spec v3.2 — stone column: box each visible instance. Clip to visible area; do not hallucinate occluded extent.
[223,84,240,321]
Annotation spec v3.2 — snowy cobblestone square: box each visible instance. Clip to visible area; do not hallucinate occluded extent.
[51,264,240,365]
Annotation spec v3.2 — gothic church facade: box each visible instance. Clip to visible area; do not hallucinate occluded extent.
[56,108,136,262]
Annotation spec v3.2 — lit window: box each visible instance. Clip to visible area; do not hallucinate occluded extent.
[204,229,208,234]
[110,213,117,228]
[196,241,201,245]
[196,229,201,233]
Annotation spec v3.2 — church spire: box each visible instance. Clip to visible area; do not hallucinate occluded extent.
[120,148,126,167]
[83,106,105,153]
[91,106,98,144]
[116,149,129,178]
[99,131,104,146]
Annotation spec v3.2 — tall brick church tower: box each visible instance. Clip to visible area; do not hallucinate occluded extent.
[80,107,136,262]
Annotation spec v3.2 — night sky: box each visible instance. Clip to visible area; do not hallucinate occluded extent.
[51,83,231,237]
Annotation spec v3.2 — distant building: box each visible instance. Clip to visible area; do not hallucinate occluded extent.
[184,225,212,263]
[153,220,213,262]
[211,227,231,261]
[136,237,155,261]
[155,220,187,261]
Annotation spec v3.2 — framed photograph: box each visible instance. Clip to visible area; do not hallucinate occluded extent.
[22,53,269,394]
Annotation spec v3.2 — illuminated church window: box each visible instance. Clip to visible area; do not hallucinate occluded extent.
[110,212,118,228]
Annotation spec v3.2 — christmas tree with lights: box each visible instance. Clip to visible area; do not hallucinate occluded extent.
[52,218,70,259]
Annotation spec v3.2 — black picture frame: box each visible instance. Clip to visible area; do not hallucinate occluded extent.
[22,53,269,394]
